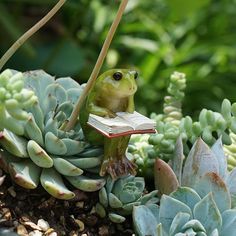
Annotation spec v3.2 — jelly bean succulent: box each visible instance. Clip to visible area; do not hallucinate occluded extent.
[0,70,105,199]
[133,137,236,235]
[96,175,158,223]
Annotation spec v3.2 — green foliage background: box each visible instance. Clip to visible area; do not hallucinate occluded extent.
[0,0,236,117]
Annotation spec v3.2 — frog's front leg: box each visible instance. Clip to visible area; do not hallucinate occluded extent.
[100,135,137,179]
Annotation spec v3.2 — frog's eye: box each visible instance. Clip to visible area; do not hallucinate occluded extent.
[134,72,139,79]
[113,72,123,81]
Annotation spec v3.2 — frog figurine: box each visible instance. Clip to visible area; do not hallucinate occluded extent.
[79,69,138,179]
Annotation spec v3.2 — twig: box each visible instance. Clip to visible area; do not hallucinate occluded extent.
[0,0,66,71]
[65,0,129,131]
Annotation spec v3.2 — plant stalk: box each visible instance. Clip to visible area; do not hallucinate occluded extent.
[65,0,129,131]
[0,0,66,71]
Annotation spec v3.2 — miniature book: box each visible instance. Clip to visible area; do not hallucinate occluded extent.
[87,111,156,138]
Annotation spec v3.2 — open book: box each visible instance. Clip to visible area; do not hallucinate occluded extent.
[87,111,156,138]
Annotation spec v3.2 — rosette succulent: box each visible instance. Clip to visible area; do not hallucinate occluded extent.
[96,175,158,223]
[133,187,236,236]
[0,70,105,199]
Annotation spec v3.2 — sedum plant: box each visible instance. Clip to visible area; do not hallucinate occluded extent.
[96,175,158,223]
[0,70,105,199]
[133,137,236,235]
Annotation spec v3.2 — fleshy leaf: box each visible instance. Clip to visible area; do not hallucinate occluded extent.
[194,172,231,213]
[220,209,236,236]
[133,205,158,236]
[108,213,126,223]
[108,193,123,208]
[8,161,40,189]
[159,195,192,234]
[45,132,67,155]
[40,168,75,200]
[193,193,222,234]
[182,138,219,187]
[65,156,102,169]
[154,158,179,196]
[181,219,206,232]
[170,187,201,212]
[61,138,86,156]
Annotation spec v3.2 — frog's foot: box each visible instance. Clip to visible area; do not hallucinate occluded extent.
[100,156,137,180]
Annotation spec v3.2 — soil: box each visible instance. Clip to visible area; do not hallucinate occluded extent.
[0,173,135,236]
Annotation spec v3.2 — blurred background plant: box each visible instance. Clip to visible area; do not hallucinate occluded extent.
[1,0,236,117]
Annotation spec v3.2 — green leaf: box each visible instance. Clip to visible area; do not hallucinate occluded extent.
[221,209,236,236]
[193,193,222,234]
[45,132,67,155]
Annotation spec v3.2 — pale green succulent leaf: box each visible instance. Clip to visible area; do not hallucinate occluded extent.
[56,77,81,90]
[211,137,228,180]
[108,213,126,223]
[61,138,86,156]
[193,193,222,234]
[40,168,75,200]
[25,114,44,146]
[147,204,160,222]
[99,187,108,207]
[26,101,44,131]
[0,129,28,157]
[79,147,104,157]
[210,229,219,236]
[226,168,236,195]
[193,172,231,213]
[170,136,184,185]
[44,118,58,136]
[57,101,73,118]
[0,149,20,172]
[43,95,57,118]
[95,202,106,218]
[170,187,201,212]
[182,138,219,187]
[53,157,83,176]
[220,209,236,236]
[108,192,123,208]
[45,83,67,105]
[181,219,206,232]
[159,195,192,233]
[45,132,67,155]
[27,140,53,168]
[122,201,141,214]
[105,176,115,194]
[66,175,106,192]
[65,156,102,169]
[140,190,159,205]
[6,107,28,120]
[154,158,179,196]
[169,212,191,236]
[8,160,40,189]
[133,205,158,236]
[67,88,83,105]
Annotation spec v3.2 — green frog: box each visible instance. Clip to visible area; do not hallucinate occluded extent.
[79,69,138,179]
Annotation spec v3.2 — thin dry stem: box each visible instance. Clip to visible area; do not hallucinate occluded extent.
[65,0,129,131]
[0,0,66,71]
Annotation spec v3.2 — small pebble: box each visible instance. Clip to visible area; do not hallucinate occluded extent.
[76,201,84,208]
[37,219,50,231]
[7,186,16,197]
[75,219,85,232]
[17,224,28,236]
[48,232,57,236]
[29,230,43,236]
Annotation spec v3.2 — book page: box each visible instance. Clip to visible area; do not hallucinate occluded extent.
[116,111,156,130]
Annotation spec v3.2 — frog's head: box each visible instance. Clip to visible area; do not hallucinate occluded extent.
[96,69,138,98]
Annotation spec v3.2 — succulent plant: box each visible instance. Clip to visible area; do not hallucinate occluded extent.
[96,175,158,223]
[133,187,236,236]
[0,69,37,135]
[0,70,105,199]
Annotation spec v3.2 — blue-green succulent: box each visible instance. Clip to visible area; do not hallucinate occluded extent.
[96,175,158,223]
[0,70,105,199]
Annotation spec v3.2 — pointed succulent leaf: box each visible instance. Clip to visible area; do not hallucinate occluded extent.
[66,175,106,192]
[0,149,20,172]
[108,213,126,223]
[170,136,184,184]
[133,205,158,236]
[65,156,102,169]
[170,187,201,212]
[56,77,81,90]
[45,83,67,105]
[169,212,191,236]
[57,101,73,118]
[210,229,219,236]
[154,159,179,196]
[53,157,83,176]
[79,147,104,157]
[147,204,160,222]
[181,219,206,232]
[226,168,236,195]
[220,209,236,236]
[45,132,67,155]
[61,138,86,156]
[27,140,53,168]
[193,193,222,234]
[182,138,219,187]
[43,94,57,117]
[25,114,44,146]
[95,203,106,218]
[194,172,231,213]
[105,176,115,194]
[108,193,123,208]
[159,195,192,233]
[211,137,228,180]
[0,129,28,158]
[99,187,108,207]
[8,161,40,189]
[140,190,159,205]
[44,118,58,136]
[67,88,83,104]
[40,168,75,200]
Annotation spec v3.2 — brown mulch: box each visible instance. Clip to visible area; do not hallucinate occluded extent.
[0,172,134,236]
